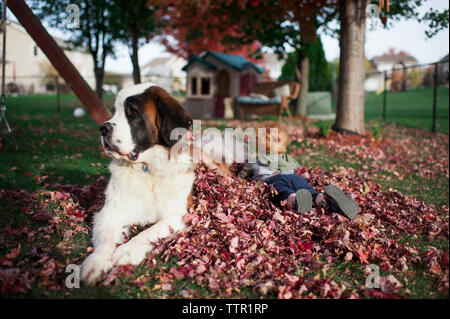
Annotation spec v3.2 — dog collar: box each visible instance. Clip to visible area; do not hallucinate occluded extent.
[142,164,150,173]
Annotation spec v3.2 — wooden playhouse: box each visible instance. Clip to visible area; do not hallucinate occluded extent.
[182,51,265,119]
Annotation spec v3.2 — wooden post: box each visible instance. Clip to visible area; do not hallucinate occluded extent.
[6,0,111,125]
[0,0,12,133]
[382,71,387,121]
[432,63,438,133]
[55,76,60,113]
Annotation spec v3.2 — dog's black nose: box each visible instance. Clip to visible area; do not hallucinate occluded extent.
[100,122,112,136]
[128,150,138,161]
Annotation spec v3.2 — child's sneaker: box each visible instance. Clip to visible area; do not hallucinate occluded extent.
[324,185,360,220]
[295,189,313,214]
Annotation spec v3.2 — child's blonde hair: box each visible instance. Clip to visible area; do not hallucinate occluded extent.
[256,121,290,154]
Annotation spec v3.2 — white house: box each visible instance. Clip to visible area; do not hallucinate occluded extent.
[0,20,95,94]
[121,55,187,93]
[364,49,418,91]
[365,50,418,92]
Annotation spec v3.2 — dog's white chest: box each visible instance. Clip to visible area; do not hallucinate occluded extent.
[105,157,194,224]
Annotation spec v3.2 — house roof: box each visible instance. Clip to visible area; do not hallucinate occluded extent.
[182,56,217,71]
[182,51,264,73]
[142,56,172,69]
[373,53,418,64]
[204,51,265,73]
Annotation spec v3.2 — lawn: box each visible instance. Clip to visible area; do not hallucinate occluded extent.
[364,87,449,133]
[0,93,448,299]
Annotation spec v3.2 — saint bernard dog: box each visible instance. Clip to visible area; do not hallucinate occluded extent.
[81,83,228,285]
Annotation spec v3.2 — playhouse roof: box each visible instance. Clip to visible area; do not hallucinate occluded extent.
[182,51,264,74]
[182,56,217,71]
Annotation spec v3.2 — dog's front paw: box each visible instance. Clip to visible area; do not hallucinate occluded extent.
[81,253,113,285]
[112,242,148,266]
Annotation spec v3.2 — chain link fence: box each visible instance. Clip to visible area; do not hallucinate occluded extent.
[301,59,449,133]
[364,60,449,133]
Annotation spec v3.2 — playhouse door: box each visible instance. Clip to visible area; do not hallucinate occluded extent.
[215,70,230,118]
[239,73,257,95]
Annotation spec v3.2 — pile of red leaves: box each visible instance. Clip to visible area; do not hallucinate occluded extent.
[1,122,448,298]
[1,164,448,298]
[145,163,448,298]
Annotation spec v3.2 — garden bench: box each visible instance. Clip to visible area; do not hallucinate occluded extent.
[236,81,300,121]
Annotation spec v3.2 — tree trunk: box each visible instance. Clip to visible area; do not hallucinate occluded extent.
[334,0,368,135]
[94,66,104,100]
[130,30,141,84]
[295,53,310,116]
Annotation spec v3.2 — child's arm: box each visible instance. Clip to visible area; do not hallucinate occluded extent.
[286,154,301,169]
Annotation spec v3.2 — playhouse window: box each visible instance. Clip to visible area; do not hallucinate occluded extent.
[191,77,197,95]
[189,74,212,98]
[201,77,210,95]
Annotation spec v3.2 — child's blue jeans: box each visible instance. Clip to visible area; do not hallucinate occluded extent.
[265,173,319,204]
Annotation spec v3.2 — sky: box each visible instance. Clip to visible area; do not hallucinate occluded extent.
[10,0,450,73]
[321,0,450,64]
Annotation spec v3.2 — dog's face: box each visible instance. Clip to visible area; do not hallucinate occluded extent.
[100,83,192,162]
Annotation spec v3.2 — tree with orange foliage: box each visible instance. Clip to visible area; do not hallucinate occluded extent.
[155,0,336,116]
[154,0,262,61]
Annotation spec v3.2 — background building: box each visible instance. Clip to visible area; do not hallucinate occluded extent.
[365,49,418,92]
[121,55,187,93]
[0,20,95,94]
[182,51,264,118]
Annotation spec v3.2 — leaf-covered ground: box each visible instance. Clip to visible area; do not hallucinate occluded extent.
[0,113,448,298]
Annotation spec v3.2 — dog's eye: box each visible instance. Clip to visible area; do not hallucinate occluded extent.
[126,104,138,118]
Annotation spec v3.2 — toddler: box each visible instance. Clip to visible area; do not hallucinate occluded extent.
[238,122,360,219]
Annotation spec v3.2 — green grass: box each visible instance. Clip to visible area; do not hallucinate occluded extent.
[1,94,114,190]
[0,93,448,299]
[252,87,449,133]
[365,87,449,133]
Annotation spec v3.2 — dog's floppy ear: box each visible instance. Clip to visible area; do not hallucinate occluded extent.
[147,86,192,146]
